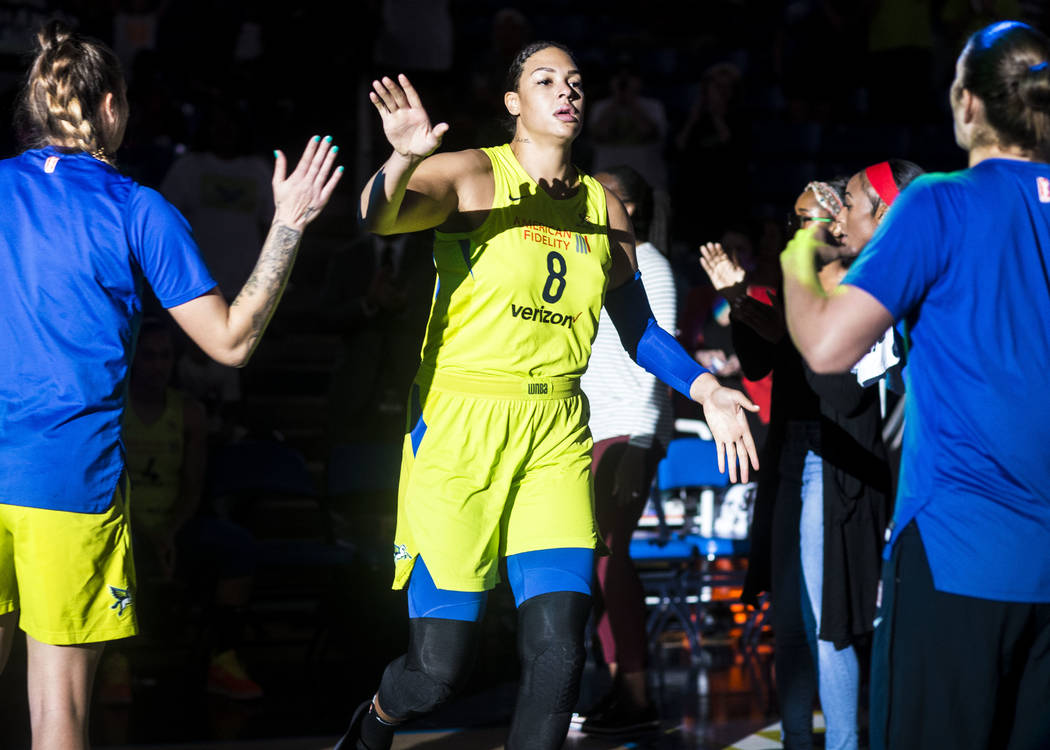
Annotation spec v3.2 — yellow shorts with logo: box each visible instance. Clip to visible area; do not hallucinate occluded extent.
[392,369,598,592]
[0,475,138,645]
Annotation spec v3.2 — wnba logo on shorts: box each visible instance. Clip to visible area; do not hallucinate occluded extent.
[1038,176,1050,203]
[527,382,549,395]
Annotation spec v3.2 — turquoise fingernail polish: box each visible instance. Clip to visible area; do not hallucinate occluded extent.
[324,135,332,143]
[332,145,339,154]
[312,135,320,143]
[337,166,345,173]
[273,150,279,158]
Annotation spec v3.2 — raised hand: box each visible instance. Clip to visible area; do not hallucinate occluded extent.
[273,135,344,230]
[700,241,746,292]
[370,74,449,159]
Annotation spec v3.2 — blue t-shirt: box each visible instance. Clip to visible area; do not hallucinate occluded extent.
[0,147,216,513]
[844,158,1050,602]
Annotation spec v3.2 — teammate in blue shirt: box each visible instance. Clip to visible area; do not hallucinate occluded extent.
[780,20,1050,750]
[0,21,341,750]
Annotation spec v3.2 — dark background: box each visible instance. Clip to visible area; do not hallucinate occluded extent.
[0,1,1045,747]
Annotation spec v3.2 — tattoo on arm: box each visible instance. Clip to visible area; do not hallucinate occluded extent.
[231,223,302,340]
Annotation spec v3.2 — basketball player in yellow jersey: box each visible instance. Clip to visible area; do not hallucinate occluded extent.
[336,42,760,750]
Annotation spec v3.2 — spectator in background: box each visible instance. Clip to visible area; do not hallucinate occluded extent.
[574,165,673,737]
[681,220,773,448]
[670,62,748,250]
[790,160,922,750]
[589,56,669,194]
[160,96,275,301]
[702,178,847,750]
[588,56,671,251]
[99,317,263,703]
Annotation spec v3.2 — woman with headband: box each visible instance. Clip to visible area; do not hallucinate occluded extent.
[835,161,925,262]
[700,177,846,749]
[835,160,924,489]
[782,20,1050,748]
[795,161,921,750]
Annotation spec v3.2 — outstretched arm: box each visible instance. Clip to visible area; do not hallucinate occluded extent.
[169,135,342,367]
[359,74,467,235]
[603,189,760,482]
[780,226,893,373]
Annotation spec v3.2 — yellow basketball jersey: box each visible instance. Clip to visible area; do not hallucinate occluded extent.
[122,388,184,533]
[419,144,612,379]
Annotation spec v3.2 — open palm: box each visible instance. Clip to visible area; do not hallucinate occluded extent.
[370,74,449,159]
[700,241,746,291]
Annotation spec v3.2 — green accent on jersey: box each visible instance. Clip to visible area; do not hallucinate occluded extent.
[420,144,611,379]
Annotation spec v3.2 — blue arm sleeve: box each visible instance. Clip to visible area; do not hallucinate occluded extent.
[604,273,709,399]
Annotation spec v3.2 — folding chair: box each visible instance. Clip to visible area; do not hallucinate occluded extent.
[631,436,734,664]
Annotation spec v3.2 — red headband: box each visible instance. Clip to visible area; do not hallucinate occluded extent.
[865,161,899,206]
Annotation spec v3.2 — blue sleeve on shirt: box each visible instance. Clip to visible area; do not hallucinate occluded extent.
[843,174,955,322]
[126,185,216,308]
[605,272,707,398]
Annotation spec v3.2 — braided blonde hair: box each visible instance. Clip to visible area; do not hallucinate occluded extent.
[16,21,125,162]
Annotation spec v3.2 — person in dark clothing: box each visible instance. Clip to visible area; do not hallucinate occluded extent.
[702,173,904,749]
[702,186,828,748]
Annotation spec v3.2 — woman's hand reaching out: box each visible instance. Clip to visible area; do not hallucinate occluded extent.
[700,242,746,292]
[370,74,449,160]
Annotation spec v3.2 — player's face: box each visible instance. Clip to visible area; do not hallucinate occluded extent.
[507,46,584,141]
[837,173,880,257]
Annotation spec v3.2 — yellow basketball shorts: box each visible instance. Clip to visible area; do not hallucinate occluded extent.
[0,474,138,645]
[392,370,598,592]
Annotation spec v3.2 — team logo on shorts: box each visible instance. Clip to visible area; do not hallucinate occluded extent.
[393,544,413,563]
[109,585,132,616]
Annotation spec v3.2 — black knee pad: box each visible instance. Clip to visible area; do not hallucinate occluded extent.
[376,617,477,722]
[507,591,592,750]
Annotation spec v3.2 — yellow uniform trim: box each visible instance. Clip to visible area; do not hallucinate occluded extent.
[0,475,138,644]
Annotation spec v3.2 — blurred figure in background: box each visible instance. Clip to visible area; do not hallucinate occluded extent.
[100,317,263,702]
[574,165,674,736]
[160,96,275,301]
